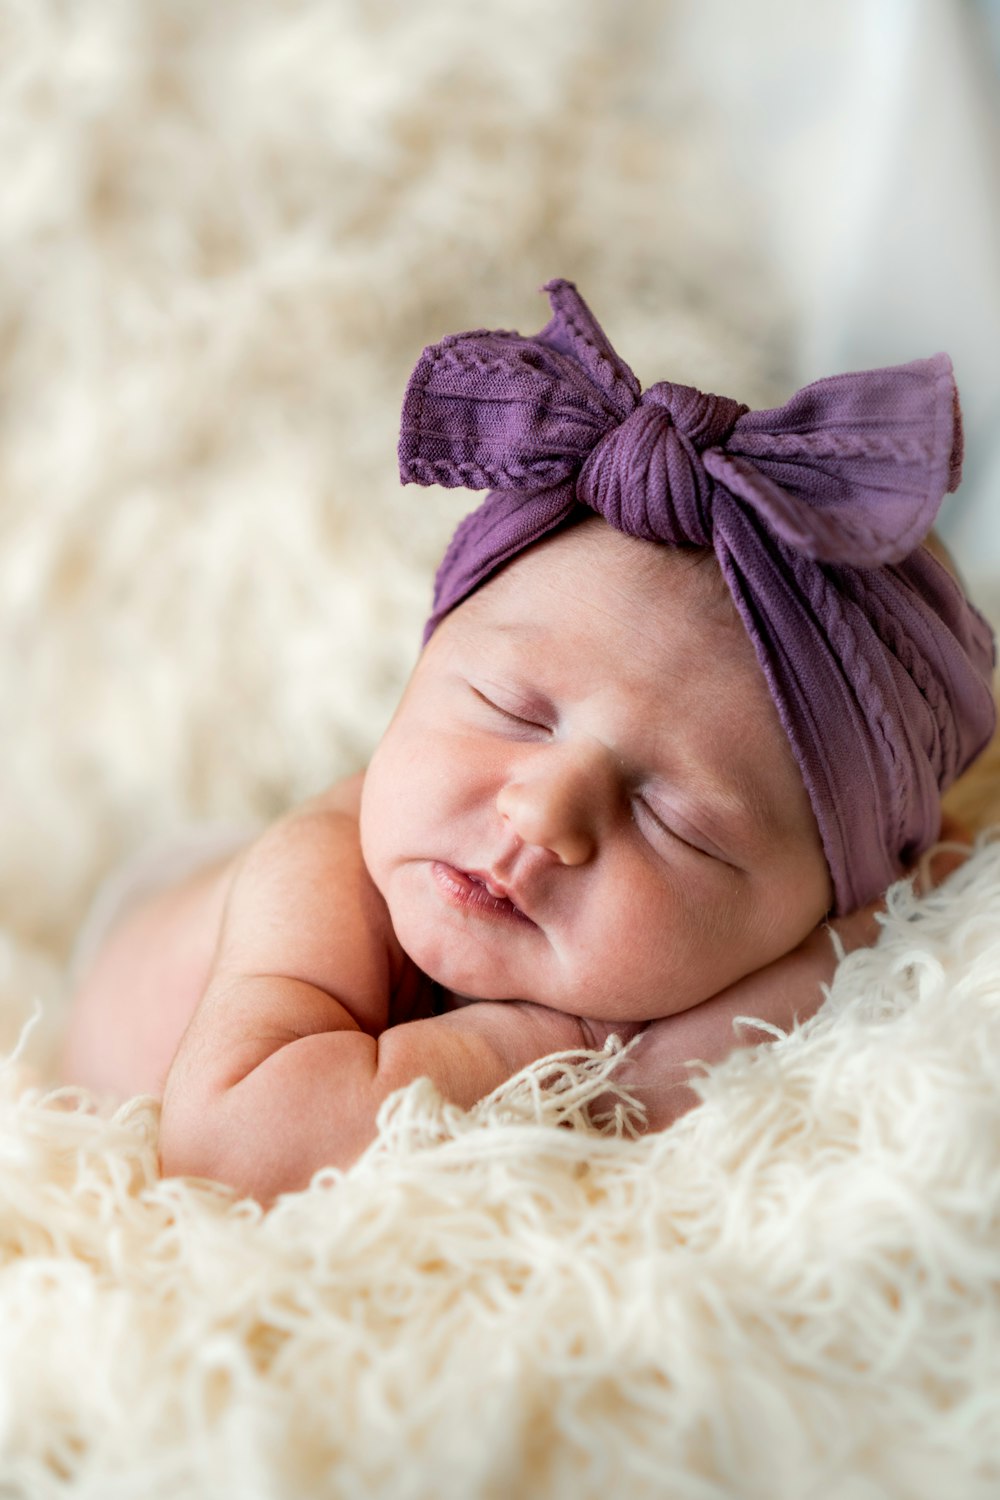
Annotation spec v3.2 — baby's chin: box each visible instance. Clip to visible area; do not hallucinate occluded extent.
[395,926,530,1005]
[382,878,698,1022]
[381,873,540,998]
[388,908,552,1006]
[393,921,669,1022]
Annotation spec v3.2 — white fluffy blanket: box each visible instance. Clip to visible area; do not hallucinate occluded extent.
[5,844,1000,1497]
[3,3,1000,1495]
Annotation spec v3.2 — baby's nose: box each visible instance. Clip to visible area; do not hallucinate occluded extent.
[496,742,616,866]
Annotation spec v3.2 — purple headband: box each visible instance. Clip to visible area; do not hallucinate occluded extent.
[398,279,996,914]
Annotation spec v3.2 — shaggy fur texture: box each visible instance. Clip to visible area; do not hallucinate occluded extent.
[5,843,1000,1498]
[2,3,1000,1495]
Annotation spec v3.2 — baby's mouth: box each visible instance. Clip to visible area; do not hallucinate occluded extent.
[432,863,535,925]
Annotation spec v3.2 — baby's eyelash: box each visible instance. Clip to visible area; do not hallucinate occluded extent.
[633,798,708,859]
[471,686,549,731]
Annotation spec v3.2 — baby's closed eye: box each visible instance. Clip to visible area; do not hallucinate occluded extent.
[470,682,553,733]
[631,795,717,861]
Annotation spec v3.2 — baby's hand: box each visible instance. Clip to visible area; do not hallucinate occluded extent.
[432,991,650,1129]
[435,991,645,1053]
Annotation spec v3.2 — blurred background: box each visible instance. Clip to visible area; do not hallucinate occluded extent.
[0,0,997,1000]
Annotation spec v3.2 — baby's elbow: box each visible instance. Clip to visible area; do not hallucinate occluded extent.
[158,1081,266,1200]
[157,1085,227,1187]
[157,1072,340,1204]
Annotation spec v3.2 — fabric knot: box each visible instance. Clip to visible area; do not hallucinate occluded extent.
[640,381,748,450]
[576,402,707,547]
[576,380,750,546]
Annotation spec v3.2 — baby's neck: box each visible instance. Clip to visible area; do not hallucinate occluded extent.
[390,955,451,1025]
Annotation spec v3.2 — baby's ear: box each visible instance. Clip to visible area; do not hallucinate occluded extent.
[910,811,974,897]
[921,528,961,584]
[937,810,974,845]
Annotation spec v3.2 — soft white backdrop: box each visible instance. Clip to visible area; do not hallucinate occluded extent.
[3,7,1000,1494]
[0,0,996,1012]
[678,0,1000,580]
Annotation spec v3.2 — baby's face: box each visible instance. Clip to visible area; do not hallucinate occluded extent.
[361,519,832,1022]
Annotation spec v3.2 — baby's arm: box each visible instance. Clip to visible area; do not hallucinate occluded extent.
[158,799,593,1201]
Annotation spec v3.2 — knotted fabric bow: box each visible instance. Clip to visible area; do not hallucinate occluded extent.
[398,279,996,914]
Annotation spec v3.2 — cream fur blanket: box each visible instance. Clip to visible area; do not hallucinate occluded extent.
[3,3,1000,1495]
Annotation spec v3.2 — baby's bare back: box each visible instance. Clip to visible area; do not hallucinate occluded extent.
[62,774,380,1100]
[62,848,245,1098]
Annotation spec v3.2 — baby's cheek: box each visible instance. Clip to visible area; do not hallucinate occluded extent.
[586,880,732,1020]
[355,799,384,894]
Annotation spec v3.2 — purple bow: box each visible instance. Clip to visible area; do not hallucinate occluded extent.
[397,281,994,915]
[400,278,962,575]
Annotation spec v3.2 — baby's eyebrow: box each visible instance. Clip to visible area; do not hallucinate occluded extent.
[493,619,550,639]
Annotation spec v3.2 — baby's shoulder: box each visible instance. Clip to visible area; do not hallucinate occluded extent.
[303,770,366,822]
[237,774,375,924]
[214,772,402,1029]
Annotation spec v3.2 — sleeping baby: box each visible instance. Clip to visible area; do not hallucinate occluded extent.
[62,280,996,1204]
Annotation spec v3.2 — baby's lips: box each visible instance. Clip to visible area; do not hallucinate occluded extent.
[465,867,537,924]
[465,867,527,911]
[434,862,538,927]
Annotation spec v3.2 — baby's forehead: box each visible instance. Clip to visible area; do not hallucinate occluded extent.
[444,529,764,731]
[630,540,738,626]
[490,520,742,637]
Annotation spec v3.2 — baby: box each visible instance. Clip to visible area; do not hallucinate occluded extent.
[62,281,996,1204]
